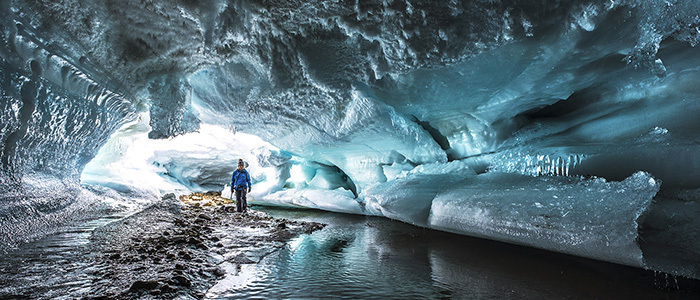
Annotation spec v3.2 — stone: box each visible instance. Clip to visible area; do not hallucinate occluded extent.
[172,275,191,287]
[160,284,175,292]
[178,251,192,260]
[231,253,255,264]
[129,280,159,291]
[212,267,226,277]
[149,289,162,296]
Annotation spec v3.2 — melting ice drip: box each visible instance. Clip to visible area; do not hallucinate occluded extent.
[491,153,586,177]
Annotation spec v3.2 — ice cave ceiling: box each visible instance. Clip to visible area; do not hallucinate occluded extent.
[2,0,700,278]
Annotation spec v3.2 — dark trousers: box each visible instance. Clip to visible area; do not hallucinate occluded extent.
[235,189,247,212]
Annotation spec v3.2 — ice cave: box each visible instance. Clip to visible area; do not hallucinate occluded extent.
[2,0,700,298]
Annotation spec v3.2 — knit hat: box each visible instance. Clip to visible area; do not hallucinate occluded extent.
[238,159,245,167]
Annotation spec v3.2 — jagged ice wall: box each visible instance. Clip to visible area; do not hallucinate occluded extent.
[2,0,700,279]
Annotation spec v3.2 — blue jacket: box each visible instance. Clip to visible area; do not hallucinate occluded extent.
[231,169,252,191]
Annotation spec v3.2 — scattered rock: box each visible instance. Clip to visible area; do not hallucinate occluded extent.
[86,192,326,299]
[180,192,233,207]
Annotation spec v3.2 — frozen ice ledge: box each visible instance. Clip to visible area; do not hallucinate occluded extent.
[1,0,700,279]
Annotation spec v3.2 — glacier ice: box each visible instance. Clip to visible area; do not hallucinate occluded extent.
[2,0,700,279]
[429,171,659,267]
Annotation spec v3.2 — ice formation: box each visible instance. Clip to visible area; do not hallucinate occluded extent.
[2,0,700,278]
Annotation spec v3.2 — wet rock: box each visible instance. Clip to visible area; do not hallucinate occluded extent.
[172,275,191,287]
[84,192,327,299]
[160,284,175,292]
[304,223,326,234]
[129,280,159,291]
[231,253,255,264]
[178,251,192,260]
[212,267,226,277]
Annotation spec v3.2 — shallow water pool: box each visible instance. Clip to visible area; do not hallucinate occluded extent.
[206,208,699,299]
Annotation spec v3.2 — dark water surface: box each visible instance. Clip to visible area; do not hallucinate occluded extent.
[0,214,125,299]
[208,207,699,299]
[1,205,698,299]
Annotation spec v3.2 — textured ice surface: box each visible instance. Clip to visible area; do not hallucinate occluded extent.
[258,189,362,214]
[2,0,700,278]
[430,171,659,267]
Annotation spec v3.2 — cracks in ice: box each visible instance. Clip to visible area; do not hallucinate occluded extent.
[410,115,453,160]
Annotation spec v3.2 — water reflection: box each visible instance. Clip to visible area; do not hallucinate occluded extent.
[208,208,699,299]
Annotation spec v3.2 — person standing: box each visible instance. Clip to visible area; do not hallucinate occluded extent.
[231,159,252,213]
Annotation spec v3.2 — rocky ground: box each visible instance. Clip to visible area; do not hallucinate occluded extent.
[84,192,325,299]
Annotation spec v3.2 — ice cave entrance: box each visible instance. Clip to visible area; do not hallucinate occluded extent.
[81,111,359,211]
[81,113,270,197]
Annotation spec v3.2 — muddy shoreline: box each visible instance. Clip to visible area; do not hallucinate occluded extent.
[84,192,324,299]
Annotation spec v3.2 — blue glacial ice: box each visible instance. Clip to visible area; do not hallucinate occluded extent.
[2,0,700,279]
